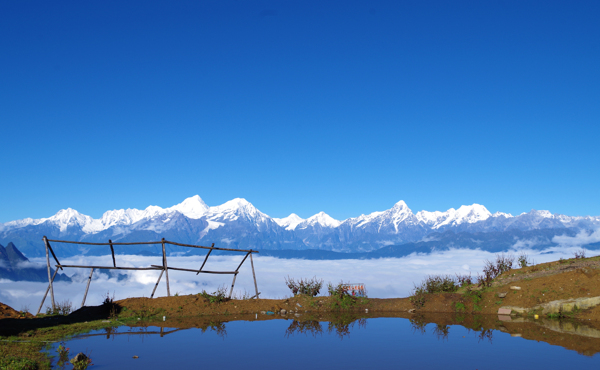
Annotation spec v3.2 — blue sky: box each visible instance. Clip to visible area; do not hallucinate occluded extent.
[1,0,599,223]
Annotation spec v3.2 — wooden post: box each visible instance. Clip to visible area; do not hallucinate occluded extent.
[81,268,94,308]
[229,273,238,299]
[235,252,250,272]
[162,238,170,297]
[47,242,62,271]
[150,269,165,298]
[36,269,58,315]
[250,252,259,299]
[109,239,116,268]
[43,236,56,311]
[196,244,214,275]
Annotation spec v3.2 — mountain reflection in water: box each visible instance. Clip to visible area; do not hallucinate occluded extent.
[51,313,600,369]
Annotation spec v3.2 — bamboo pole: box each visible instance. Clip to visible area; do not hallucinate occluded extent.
[150,269,164,298]
[109,239,116,268]
[46,238,258,253]
[81,268,94,308]
[166,240,256,253]
[250,252,259,299]
[228,273,238,299]
[162,238,170,297]
[150,265,236,274]
[57,265,162,270]
[235,252,250,272]
[46,241,62,271]
[46,239,163,246]
[43,236,56,311]
[196,244,214,275]
[36,269,58,315]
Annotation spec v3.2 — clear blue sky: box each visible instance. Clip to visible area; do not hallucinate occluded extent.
[1,0,599,223]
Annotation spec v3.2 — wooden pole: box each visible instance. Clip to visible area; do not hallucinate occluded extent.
[250,252,259,299]
[43,236,56,311]
[235,252,251,272]
[109,239,116,268]
[162,238,170,297]
[196,244,214,275]
[150,269,164,298]
[229,273,238,299]
[36,269,58,315]
[46,242,62,271]
[81,268,94,308]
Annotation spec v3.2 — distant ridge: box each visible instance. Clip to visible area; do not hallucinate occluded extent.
[1,195,599,257]
[0,242,71,282]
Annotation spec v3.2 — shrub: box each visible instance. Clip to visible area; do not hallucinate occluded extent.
[327,281,364,309]
[455,274,473,287]
[574,249,586,259]
[70,352,92,370]
[479,253,514,287]
[416,275,460,294]
[517,252,530,268]
[45,300,73,316]
[285,276,323,297]
[199,286,229,303]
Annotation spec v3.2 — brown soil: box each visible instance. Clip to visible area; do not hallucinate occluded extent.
[0,302,33,319]
[112,255,600,321]
[409,256,600,320]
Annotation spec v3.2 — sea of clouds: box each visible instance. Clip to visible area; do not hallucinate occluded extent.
[1,240,598,313]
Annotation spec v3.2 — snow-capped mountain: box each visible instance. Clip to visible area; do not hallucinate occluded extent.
[273,214,305,230]
[1,195,599,257]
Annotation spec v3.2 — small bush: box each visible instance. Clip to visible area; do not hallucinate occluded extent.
[517,252,530,268]
[199,286,228,303]
[479,253,514,287]
[70,352,92,370]
[415,275,460,294]
[285,276,324,297]
[455,274,473,287]
[57,342,70,367]
[574,249,586,259]
[45,300,73,316]
[327,281,363,309]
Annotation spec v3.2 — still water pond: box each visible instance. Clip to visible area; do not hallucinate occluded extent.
[50,315,600,369]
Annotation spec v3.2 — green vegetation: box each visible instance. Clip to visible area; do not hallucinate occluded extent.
[285,276,324,297]
[44,300,73,317]
[327,281,368,310]
[198,286,229,304]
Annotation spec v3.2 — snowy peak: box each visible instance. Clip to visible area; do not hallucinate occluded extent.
[433,204,491,229]
[273,213,305,230]
[529,209,553,218]
[207,198,271,225]
[389,200,414,220]
[167,195,209,219]
[48,208,94,232]
[299,211,341,229]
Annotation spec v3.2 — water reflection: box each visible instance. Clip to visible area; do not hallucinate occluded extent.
[284,316,367,339]
[52,313,600,368]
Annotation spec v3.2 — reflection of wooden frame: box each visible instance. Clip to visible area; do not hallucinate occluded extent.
[37,236,260,315]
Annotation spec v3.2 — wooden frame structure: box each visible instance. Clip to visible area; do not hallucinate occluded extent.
[37,236,260,315]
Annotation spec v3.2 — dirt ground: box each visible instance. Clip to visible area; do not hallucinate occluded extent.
[0,302,33,319]
[112,255,600,321]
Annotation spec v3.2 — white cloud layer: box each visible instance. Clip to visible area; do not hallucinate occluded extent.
[1,246,598,313]
[553,228,600,247]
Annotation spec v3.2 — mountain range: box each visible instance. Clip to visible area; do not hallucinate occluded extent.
[1,195,599,258]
